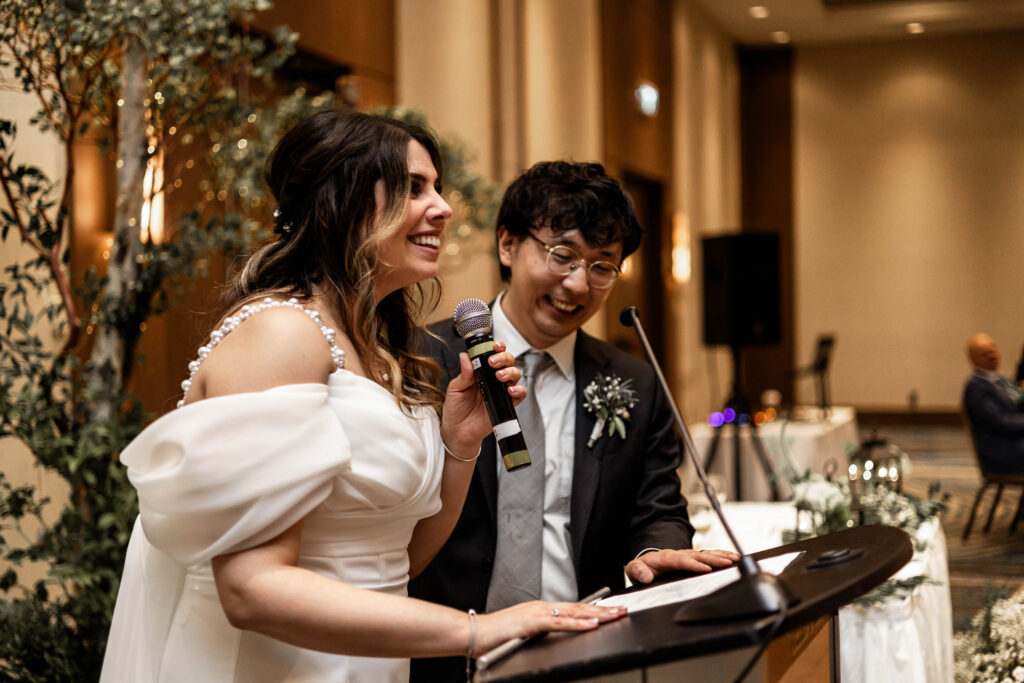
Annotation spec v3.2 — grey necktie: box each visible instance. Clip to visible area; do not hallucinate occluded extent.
[486,350,551,611]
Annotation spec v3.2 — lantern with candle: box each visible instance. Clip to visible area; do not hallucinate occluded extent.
[847,430,908,507]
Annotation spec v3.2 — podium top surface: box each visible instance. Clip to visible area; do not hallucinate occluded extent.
[476,524,913,683]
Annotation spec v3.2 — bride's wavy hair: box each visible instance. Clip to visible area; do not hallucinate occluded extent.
[224,110,443,411]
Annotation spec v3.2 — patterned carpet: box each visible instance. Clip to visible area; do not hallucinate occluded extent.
[860,424,1024,629]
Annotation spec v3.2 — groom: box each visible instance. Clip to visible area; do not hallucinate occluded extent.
[410,161,736,681]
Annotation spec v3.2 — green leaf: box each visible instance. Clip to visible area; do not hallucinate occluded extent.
[0,568,16,592]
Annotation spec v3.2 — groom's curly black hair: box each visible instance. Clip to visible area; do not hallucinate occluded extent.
[495,161,643,282]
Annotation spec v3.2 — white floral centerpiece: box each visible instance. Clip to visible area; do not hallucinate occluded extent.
[783,469,946,607]
[954,586,1024,682]
[790,474,852,537]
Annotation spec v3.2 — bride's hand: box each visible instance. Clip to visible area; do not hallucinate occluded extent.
[439,341,523,458]
[472,601,627,656]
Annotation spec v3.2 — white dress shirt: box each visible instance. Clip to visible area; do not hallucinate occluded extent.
[493,292,579,602]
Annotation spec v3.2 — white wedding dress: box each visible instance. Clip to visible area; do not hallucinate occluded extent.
[100,308,444,682]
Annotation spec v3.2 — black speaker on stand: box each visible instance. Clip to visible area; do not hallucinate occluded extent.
[702,233,781,501]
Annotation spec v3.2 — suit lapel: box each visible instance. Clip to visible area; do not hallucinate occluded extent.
[478,439,499,526]
[570,333,612,568]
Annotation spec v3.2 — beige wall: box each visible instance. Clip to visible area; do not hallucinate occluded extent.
[794,30,1024,411]
[0,74,73,587]
[396,0,495,176]
[397,0,503,322]
[520,0,602,164]
[397,0,605,331]
[671,0,742,419]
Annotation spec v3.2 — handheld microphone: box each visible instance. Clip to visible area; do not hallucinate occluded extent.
[620,305,793,622]
[453,299,531,472]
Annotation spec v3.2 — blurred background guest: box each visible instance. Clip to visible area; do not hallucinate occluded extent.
[962,332,1024,475]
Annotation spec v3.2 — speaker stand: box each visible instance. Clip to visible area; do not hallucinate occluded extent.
[703,346,780,502]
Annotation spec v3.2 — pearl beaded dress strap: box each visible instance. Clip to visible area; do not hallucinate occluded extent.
[177,297,346,408]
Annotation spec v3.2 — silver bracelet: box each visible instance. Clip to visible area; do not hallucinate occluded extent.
[465,608,478,681]
[443,438,482,463]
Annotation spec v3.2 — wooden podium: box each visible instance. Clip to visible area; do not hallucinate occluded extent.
[475,525,913,682]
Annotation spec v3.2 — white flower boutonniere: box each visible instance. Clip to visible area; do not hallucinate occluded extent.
[583,373,638,448]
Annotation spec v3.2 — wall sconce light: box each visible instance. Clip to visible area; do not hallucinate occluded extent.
[671,212,691,284]
[634,82,659,117]
[619,257,633,278]
[140,147,165,244]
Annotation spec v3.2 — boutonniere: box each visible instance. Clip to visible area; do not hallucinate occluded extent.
[583,373,638,448]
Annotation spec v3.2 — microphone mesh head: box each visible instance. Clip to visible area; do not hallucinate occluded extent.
[453,298,492,339]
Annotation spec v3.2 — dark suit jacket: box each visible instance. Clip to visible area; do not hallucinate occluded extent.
[962,372,1024,474]
[409,316,694,682]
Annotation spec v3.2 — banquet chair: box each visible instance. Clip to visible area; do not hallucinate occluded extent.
[962,474,1024,540]
[961,420,1024,540]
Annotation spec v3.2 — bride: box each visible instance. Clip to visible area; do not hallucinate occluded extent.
[100,110,625,682]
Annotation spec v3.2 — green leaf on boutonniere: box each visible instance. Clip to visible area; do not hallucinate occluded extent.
[612,415,626,439]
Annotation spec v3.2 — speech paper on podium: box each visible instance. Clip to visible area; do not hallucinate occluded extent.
[595,552,801,613]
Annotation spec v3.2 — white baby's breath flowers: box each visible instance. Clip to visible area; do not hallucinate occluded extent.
[954,586,1024,682]
[791,475,847,516]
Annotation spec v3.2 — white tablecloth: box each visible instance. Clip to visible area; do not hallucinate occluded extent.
[685,406,860,502]
[691,502,953,683]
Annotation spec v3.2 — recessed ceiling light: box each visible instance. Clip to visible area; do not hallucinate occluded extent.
[749,5,769,19]
[906,22,925,34]
[770,30,791,44]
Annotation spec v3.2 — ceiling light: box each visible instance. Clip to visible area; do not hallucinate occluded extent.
[749,5,769,19]
[770,31,791,44]
[906,22,925,34]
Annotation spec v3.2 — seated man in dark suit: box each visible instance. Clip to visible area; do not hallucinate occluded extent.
[963,332,1024,474]
[410,161,737,681]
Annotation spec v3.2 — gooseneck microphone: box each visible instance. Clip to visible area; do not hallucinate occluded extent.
[619,305,793,623]
[453,299,531,472]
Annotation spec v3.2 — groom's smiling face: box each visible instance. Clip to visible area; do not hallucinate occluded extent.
[497,226,622,350]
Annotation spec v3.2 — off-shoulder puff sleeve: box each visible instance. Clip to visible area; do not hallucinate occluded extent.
[122,384,351,565]
[102,385,349,683]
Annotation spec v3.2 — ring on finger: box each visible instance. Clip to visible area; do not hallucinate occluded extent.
[551,608,559,617]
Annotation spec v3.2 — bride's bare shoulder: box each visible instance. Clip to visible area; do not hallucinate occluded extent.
[191,304,341,400]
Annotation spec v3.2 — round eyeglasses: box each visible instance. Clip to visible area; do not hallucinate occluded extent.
[526,233,621,289]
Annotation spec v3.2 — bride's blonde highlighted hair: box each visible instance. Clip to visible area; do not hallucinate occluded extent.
[224,110,443,411]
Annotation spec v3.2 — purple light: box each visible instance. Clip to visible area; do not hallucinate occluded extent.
[708,412,725,427]
[723,408,736,423]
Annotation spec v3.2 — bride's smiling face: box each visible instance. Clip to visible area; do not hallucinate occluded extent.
[371,140,452,302]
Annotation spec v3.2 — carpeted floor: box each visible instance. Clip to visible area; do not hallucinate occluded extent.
[858,424,1024,629]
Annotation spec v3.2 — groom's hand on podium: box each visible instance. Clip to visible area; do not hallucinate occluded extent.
[626,548,740,585]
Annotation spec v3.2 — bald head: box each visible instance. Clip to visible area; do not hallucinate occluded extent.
[967,333,1000,371]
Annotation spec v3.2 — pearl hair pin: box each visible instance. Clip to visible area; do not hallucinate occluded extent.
[272,208,293,234]
[177,297,345,408]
